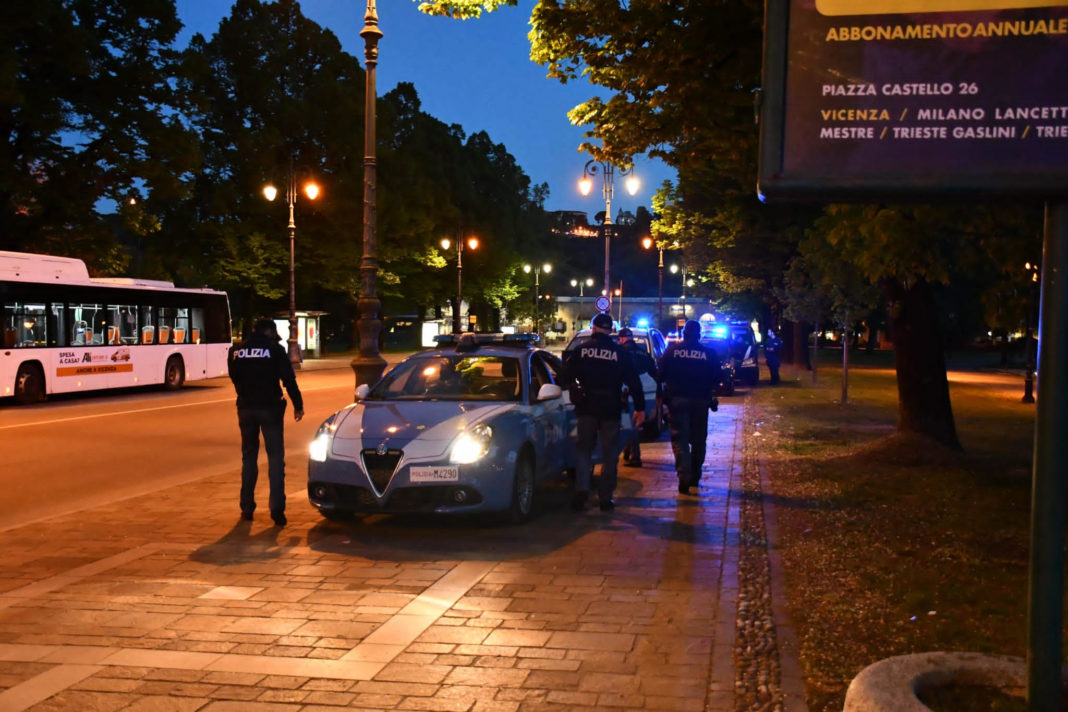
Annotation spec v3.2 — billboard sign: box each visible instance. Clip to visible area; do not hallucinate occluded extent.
[758,0,1068,199]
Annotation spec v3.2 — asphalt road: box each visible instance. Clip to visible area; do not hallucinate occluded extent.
[0,367,364,532]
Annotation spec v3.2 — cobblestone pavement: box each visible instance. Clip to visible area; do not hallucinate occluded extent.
[0,402,797,711]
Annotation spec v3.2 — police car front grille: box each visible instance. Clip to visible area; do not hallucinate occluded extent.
[362,449,402,493]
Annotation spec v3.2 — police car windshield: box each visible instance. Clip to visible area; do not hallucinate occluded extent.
[368,355,521,401]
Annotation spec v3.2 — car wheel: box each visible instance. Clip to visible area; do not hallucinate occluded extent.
[163,356,185,390]
[14,363,45,404]
[508,456,535,524]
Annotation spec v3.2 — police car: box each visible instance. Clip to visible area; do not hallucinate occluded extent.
[307,333,573,523]
[563,326,666,436]
[701,320,759,386]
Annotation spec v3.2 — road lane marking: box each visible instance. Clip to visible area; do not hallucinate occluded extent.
[0,384,347,431]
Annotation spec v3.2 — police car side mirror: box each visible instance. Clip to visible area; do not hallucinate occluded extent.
[536,383,563,401]
[354,384,370,401]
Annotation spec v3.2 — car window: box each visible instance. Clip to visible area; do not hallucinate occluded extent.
[530,353,554,401]
[368,355,521,401]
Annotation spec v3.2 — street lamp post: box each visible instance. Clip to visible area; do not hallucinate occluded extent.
[670,263,694,326]
[642,237,664,332]
[263,162,320,368]
[441,236,478,333]
[1024,260,1039,403]
[570,277,594,325]
[352,0,387,388]
[524,263,551,336]
[579,160,639,299]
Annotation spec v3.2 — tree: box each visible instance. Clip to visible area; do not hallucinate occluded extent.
[0,0,194,271]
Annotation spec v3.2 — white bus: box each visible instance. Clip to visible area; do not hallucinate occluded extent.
[1,251,232,403]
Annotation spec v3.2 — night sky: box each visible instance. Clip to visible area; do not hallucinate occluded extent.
[174,0,678,218]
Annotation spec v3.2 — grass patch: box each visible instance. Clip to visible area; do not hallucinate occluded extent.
[752,353,1064,712]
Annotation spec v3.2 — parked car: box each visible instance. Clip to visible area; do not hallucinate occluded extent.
[564,326,667,436]
[307,333,573,523]
[701,320,759,386]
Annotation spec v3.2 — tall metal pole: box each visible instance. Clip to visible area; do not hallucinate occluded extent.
[602,164,614,300]
[1026,201,1068,712]
[533,269,540,336]
[352,1,387,388]
[657,247,664,332]
[455,239,463,334]
[1023,262,1037,404]
[286,162,300,368]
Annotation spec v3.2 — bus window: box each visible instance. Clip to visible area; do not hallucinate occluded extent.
[109,304,139,345]
[140,306,154,344]
[3,302,48,347]
[159,306,177,343]
[173,308,189,343]
[51,303,65,347]
[69,303,104,345]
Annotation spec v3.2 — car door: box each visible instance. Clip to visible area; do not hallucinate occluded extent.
[528,351,570,477]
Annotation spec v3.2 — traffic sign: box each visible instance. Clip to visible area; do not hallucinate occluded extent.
[595,296,611,312]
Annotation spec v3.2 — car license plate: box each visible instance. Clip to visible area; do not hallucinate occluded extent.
[410,466,459,483]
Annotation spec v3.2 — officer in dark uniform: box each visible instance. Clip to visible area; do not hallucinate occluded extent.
[563,312,646,512]
[659,319,722,495]
[228,319,304,526]
[764,329,783,385]
[618,327,657,467]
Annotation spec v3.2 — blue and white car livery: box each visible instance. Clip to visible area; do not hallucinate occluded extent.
[307,333,573,522]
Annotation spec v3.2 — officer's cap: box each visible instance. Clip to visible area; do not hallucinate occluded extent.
[618,327,633,338]
[591,312,613,330]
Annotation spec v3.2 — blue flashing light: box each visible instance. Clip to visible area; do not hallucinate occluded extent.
[710,325,728,339]
[636,318,650,329]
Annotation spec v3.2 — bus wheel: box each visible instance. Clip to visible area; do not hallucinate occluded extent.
[14,363,45,404]
[164,356,185,390]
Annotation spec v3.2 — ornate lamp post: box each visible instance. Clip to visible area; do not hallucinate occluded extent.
[263,162,320,368]
[441,235,478,333]
[578,160,639,299]
[670,263,694,325]
[352,1,387,388]
[1024,260,1039,403]
[523,263,551,336]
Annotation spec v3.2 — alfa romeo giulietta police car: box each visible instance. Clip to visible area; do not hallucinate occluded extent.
[307,333,573,523]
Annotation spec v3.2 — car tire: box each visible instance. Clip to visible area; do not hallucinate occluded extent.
[163,356,185,390]
[508,456,535,524]
[14,363,45,404]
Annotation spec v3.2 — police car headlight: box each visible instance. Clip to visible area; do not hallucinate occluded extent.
[450,424,493,464]
[309,414,339,462]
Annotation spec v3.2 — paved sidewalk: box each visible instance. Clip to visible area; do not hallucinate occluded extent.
[0,406,748,711]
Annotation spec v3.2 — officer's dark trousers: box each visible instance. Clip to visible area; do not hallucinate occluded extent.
[668,396,709,487]
[767,358,781,385]
[575,414,621,502]
[238,406,287,515]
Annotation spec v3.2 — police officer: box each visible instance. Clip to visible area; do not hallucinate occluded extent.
[228,319,304,526]
[618,327,657,467]
[564,312,645,512]
[659,319,723,495]
[764,328,783,385]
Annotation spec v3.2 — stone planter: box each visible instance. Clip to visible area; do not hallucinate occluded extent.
[843,652,1029,711]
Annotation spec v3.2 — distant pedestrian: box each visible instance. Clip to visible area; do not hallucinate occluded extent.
[659,320,723,495]
[764,329,783,385]
[563,313,646,512]
[618,327,657,467]
[228,319,304,526]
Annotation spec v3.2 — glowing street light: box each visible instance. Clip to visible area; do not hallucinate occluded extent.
[578,159,639,298]
[524,263,552,336]
[441,236,479,334]
[263,165,321,367]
